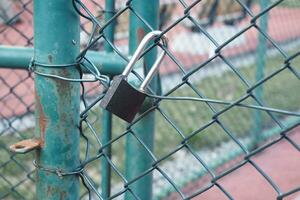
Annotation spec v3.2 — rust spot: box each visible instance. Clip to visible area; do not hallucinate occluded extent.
[57,69,71,89]
[48,54,53,63]
[46,186,67,199]
[35,91,47,146]
[9,138,41,153]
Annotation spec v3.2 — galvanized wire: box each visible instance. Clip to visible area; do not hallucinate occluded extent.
[0,0,300,199]
[67,0,300,199]
[0,1,35,199]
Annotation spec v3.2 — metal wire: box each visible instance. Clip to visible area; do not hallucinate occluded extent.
[69,0,300,199]
[0,0,300,199]
[0,1,35,199]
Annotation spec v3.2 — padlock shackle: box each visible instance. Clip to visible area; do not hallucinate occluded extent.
[139,39,166,91]
[121,31,167,91]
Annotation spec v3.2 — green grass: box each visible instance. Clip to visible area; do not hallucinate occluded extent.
[81,48,300,186]
[153,51,299,155]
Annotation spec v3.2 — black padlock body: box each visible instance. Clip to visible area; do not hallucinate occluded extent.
[100,75,146,122]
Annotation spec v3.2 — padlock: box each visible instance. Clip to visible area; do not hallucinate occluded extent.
[100,31,167,122]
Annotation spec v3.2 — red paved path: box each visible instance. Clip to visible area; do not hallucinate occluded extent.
[167,126,300,200]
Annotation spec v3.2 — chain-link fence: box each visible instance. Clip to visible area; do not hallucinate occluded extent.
[0,0,300,199]
[0,1,34,199]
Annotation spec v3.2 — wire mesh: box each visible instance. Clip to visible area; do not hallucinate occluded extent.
[0,0,300,199]
[0,1,35,199]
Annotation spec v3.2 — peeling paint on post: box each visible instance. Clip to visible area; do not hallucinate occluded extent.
[125,1,159,200]
[34,1,80,199]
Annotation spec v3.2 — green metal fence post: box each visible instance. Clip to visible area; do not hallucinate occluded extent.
[101,0,115,198]
[253,0,269,145]
[125,1,159,199]
[34,1,80,199]
[101,110,112,198]
[104,0,115,52]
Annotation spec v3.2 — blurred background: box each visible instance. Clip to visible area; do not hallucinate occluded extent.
[0,0,299,199]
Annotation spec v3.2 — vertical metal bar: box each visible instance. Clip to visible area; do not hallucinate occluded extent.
[34,1,80,199]
[253,0,269,145]
[101,111,112,198]
[101,1,115,198]
[125,1,159,199]
[104,0,115,52]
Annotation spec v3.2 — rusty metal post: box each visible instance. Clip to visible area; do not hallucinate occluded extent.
[34,0,80,199]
